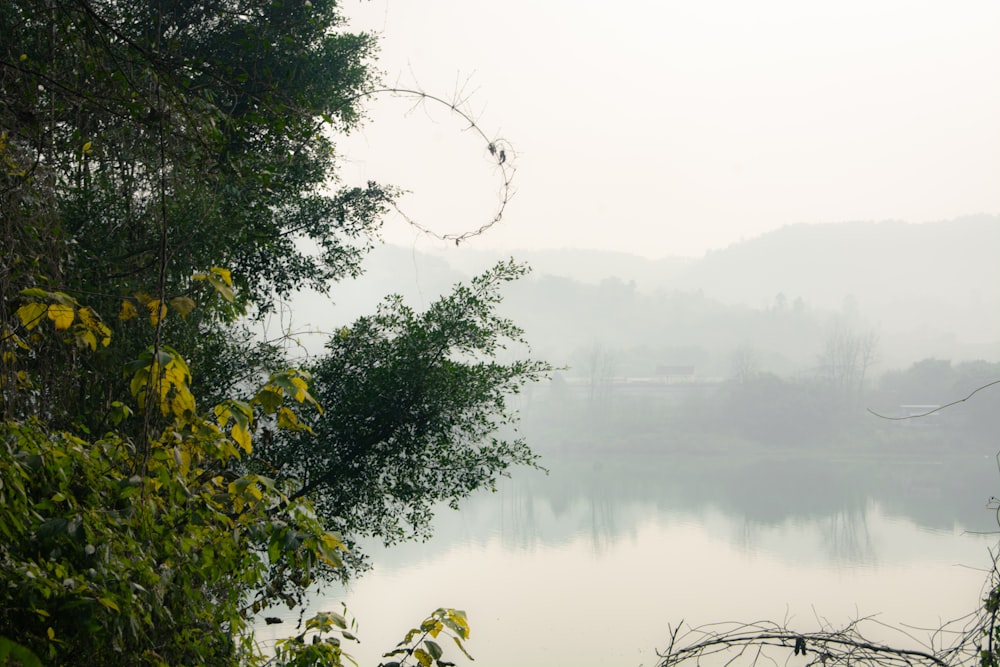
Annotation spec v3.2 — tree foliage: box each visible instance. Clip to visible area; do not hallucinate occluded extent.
[1,0,394,430]
[1,0,546,663]
[0,391,340,665]
[258,260,549,563]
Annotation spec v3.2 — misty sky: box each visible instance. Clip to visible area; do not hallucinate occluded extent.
[337,0,1000,259]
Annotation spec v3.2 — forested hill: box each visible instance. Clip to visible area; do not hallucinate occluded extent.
[301,216,999,372]
[436,216,997,308]
[671,215,1000,319]
[431,215,1000,340]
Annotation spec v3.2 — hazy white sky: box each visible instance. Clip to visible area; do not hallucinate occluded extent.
[338,0,1000,259]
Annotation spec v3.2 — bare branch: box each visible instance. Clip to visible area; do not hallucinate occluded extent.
[654,613,982,667]
[867,379,1000,421]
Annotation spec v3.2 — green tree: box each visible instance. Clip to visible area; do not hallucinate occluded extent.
[1,0,392,430]
[257,260,549,567]
[1,0,545,663]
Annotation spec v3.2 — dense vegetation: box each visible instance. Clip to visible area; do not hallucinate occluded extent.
[0,0,546,664]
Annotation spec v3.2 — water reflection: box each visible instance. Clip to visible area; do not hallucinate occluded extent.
[416,449,997,561]
[258,449,999,667]
[821,507,875,564]
[322,500,991,667]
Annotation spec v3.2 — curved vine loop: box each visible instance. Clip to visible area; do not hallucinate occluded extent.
[332,85,515,245]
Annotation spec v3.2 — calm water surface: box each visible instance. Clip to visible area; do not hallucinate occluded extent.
[258,452,998,667]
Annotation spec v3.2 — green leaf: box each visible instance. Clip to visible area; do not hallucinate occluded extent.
[451,636,473,661]
[0,637,44,667]
[36,517,68,539]
[97,597,120,613]
[316,611,347,630]
[424,639,443,660]
[254,388,284,413]
[268,536,281,563]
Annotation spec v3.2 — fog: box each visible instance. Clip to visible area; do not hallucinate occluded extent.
[269,215,1000,666]
[287,215,1000,376]
[337,1,1000,259]
[259,3,1000,662]
[282,213,1000,497]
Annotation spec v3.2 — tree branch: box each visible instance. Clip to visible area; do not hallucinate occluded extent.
[867,379,1000,420]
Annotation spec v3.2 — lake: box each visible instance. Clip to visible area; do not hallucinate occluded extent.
[256,446,1000,667]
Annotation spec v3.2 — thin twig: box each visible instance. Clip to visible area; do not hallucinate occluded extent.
[867,379,1000,420]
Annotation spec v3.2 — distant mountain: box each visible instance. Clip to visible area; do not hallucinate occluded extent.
[296,217,999,369]
[668,215,1000,339]
[443,216,1000,369]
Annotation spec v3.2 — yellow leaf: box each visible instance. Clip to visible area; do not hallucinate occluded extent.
[206,275,235,302]
[445,609,470,640]
[321,531,346,550]
[164,347,191,377]
[317,532,346,568]
[277,406,300,430]
[119,300,138,321]
[164,365,188,388]
[47,627,55,640]
[173,446,191,475]
[231,422,252,455]
[82,141,92,154]
[157,383,172,416]
[147,300,167,326]
[171,387,196,418]
[169,296,197,319]
[77,306,99,328]
[5,327,29,350]
[47,303,75,330]
[214,404,232,428]
[290,376,309,403]
[78,329,98,351]
[413,648,432,667]
[16,302,47,330]
[210,266,233,286]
